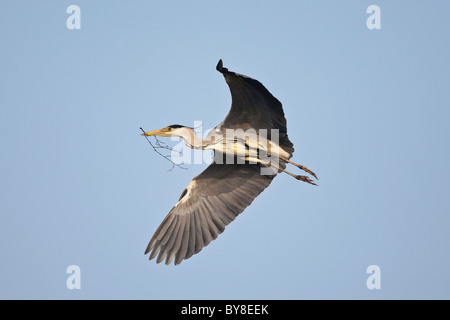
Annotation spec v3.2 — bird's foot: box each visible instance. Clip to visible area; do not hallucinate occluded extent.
[295,175,318,186]
[298,165,318,180]
[282,158,319,180]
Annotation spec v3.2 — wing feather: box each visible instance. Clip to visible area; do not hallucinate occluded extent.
[175,218,190,265]
[166,217,186,265]
[216,59,294,158]
[145,162,276,265]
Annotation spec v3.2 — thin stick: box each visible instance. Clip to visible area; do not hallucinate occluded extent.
[140,127,188,172]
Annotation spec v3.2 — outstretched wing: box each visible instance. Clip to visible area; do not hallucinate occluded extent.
[216,59,294,157]
[145,162,275,265]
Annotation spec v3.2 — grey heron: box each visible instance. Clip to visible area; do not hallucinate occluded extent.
[141,60,317,265]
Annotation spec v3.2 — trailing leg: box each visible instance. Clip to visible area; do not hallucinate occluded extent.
[281,158,318,180]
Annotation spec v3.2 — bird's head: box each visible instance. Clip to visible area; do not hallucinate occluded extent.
[141,124,192,138]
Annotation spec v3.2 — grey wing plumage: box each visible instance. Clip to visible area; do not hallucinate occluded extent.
[145,162,275,265]
[216,59,294,157]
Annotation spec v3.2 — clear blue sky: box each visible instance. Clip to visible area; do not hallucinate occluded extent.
[1,1,449,299]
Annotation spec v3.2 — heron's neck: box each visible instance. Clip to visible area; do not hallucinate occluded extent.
[176,128,211,149]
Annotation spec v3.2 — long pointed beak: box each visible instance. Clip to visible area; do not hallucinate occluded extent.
[141,128,167,136]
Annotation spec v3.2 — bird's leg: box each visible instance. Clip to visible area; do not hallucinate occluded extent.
[254,156,318,186]
[281,169,318,186]
[281,158,318,180]
[265,162,318,186]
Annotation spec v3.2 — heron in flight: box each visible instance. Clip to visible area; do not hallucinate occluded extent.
[141,60,317,265]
